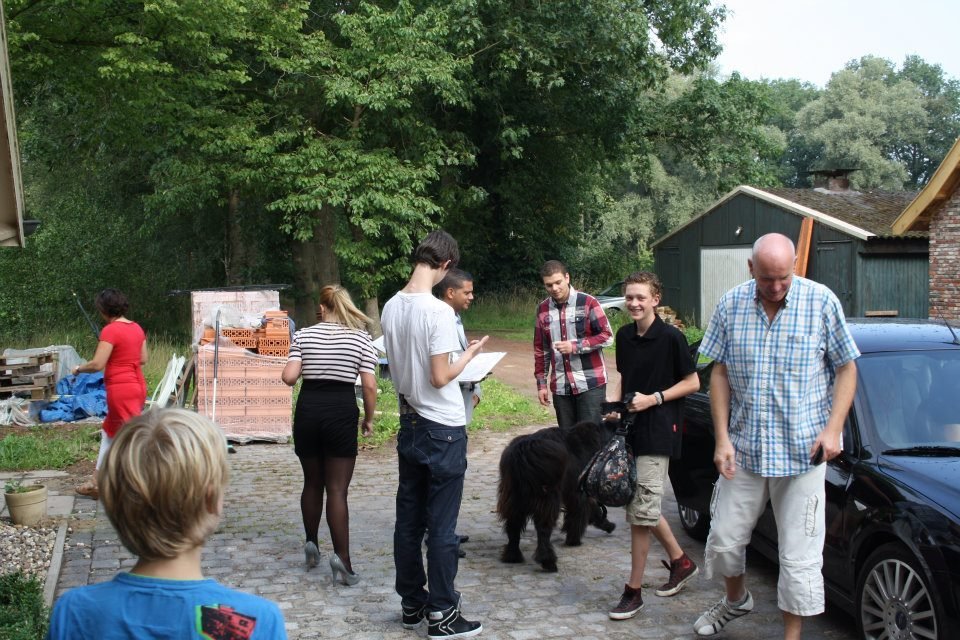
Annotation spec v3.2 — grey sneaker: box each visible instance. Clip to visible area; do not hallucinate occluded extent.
[694,590,754,636]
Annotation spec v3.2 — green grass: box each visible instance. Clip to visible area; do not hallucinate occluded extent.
[471,379,552,431]
[0,572,48,640]
[361,376,550,447]
[0,425,100,471]
[683,325,705,345]
[466,289,538,339]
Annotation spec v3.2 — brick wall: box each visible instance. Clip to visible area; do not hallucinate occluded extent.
[929,189,960,323]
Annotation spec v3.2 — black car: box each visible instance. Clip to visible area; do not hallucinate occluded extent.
[669,319,960,640]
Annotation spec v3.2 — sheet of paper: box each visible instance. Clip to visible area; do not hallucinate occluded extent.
[455,352,507,384]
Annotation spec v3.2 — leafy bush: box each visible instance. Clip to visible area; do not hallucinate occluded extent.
[0,571,49,640]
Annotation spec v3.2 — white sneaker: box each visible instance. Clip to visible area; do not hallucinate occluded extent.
[693,590,754,636]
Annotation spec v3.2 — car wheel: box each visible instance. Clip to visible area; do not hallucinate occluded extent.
[856,543,943,640]
[677,503,710,541]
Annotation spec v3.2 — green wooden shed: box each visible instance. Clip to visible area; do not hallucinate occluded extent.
[652,184,928,327]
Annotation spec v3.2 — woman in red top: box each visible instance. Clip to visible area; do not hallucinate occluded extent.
[73,289,148,499]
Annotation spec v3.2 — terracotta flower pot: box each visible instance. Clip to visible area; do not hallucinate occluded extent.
[4,485,48,526]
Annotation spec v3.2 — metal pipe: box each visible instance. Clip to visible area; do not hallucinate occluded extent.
[72,291,100,342]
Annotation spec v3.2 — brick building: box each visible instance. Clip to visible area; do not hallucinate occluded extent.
[893,137,960,324]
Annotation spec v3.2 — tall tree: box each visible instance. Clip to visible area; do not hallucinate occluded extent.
[761,79,822,186]
[793,56,929,190]
[893,55,960,186]
[447,0,727,284]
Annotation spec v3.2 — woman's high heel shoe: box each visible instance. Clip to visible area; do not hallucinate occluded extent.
[329,554,360,586]
[304,542,321,569]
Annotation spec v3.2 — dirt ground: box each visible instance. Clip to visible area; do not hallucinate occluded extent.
[472,332,620,404]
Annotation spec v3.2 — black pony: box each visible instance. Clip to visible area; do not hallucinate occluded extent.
[496,421,617,572]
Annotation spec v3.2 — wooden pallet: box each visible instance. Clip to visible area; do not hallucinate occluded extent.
[0,353,55,368]
[0,384,54,400]
[0,372,54,386]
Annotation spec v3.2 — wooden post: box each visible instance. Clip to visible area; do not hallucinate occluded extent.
[795,217,814,277]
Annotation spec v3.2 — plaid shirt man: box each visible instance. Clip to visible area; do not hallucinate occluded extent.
[534,286,613,395]
[699,276,860,477]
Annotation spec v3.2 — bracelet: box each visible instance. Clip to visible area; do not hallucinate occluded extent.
[654,391,664,405]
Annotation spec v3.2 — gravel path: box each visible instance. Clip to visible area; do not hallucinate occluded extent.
[0,521,57,580]
[1,470,82,592]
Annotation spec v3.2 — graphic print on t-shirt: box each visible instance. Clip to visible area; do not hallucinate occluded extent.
[197,604,257,640]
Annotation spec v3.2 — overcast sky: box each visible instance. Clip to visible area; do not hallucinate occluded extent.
[712,0,960,87]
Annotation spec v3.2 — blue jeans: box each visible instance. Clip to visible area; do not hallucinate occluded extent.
[394,413,467,612]
[553,384,606,433]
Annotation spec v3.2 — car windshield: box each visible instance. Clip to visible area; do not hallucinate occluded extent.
[858,351,960,449]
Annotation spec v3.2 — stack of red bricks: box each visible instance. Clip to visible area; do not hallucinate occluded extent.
[257,310,291,358]
[195,345,292,442]
[189,292,291,441]
[202,310,291,357]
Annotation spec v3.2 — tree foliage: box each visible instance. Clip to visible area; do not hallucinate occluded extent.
[790,56,959,190]
[2,3,958,339]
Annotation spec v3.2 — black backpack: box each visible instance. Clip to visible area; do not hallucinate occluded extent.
[579,403,636,507]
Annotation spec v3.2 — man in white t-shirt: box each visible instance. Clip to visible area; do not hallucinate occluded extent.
[382,230,488,639]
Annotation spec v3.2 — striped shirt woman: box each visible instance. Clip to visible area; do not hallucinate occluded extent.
[282,285,378,582]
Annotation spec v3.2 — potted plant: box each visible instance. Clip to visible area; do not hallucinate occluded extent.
[3,478,48,526]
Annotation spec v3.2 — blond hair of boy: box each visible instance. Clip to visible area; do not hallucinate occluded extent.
[47,409,287,639]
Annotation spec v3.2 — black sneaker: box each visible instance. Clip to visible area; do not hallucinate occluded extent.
[401,603,426,629]
[427,606,482,639]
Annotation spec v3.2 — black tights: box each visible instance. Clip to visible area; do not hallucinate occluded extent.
[299,455,357,572]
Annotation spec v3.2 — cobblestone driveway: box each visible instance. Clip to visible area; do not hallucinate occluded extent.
[56,422,860,639]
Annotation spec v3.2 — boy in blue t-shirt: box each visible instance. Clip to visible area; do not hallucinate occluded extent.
[47,409,286,640]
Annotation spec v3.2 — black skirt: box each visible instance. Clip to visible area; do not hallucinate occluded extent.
[293,380,360,458]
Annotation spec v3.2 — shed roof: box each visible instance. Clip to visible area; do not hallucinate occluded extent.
[763,187,920,238]
[653,185,920,247]
[891,136,960,234]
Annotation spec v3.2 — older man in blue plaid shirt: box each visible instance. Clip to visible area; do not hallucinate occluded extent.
[692,233,859,640]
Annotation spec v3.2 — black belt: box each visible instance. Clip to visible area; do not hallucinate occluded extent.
[398,394,417,415]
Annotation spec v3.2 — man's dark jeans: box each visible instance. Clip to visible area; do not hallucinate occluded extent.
[394,413,467,613]
[553,384,606,433]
